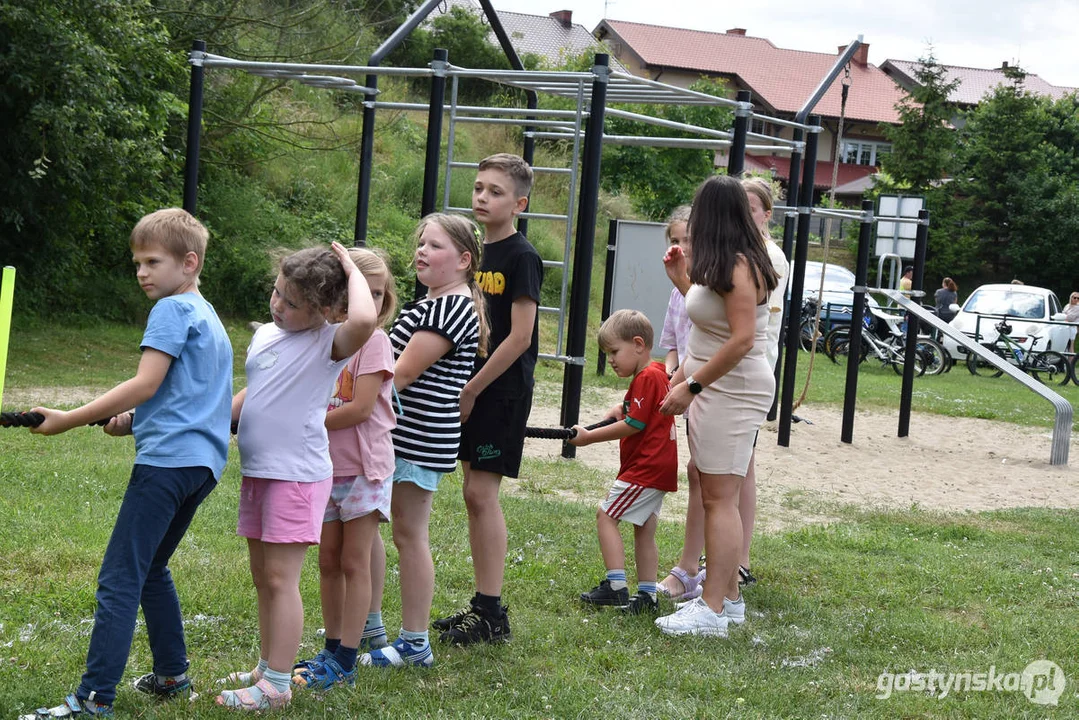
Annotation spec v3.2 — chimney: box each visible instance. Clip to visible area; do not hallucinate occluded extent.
[726,28,747,36]
[1001,61,1009,70]
[549,10,572,28]
[838,43,870,66]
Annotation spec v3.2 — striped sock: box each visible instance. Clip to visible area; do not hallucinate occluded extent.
[365,612,384,631]
[400,628,429,648]
[638,581,658,599]
[606,569,627,591]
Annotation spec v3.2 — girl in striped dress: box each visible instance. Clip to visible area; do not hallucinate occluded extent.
[361,213,488,669]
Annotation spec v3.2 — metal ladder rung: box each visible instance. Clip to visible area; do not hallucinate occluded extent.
[445,206,569,222]
[541,259,564,269]
[448,161,572,175]
[539,306,561,314]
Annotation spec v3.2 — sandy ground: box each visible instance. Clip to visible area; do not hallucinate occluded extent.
[517,386,1079,531]
[10,384,1078,531]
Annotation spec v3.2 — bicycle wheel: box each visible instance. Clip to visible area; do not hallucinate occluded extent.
[1030,351,1071,386]
[915,338,949,376]
[891,347,926,377]
[831,338,867,365]
[824,326,850,363]
[799,317,818,352]
[966,350,1004,378]
[1071,354,1079,386]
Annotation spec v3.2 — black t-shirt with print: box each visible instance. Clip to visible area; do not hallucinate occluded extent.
[474,231,543,396]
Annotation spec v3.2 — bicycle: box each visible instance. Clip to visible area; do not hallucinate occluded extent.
[966,318,1072,385]
[826,309,948,377]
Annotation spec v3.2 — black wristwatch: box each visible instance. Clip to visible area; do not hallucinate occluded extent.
[685,375,703,394]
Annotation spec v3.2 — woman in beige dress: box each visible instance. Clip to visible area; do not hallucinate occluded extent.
[655,175,778,638]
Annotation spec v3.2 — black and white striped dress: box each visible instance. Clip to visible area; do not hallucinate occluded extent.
[389,293,479,473]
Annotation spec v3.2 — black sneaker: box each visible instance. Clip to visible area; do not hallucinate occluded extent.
[433,598,476,632]
[439,605,512,645]
[580,579,630,606]
[620,591,658,615]
[132,673,198,701]
[738,565,757,587]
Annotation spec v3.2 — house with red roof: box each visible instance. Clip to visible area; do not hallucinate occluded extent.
[881,59,1076,127]
[594,20,910,199]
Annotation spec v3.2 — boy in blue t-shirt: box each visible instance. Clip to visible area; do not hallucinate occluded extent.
[27,208,233,715]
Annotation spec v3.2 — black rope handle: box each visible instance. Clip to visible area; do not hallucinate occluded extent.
[1,411,113,428]
[524,416,617,440]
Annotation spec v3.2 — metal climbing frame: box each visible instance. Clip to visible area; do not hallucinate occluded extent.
[181,38,830,458]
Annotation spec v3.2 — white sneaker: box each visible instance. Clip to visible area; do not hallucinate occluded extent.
[654,597,730,637]
[723,596,745,626]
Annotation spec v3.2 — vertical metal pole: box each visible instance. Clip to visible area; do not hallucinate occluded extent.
[519,94,537,236]
[898,209,930,437]
[560,54,609,459]
[597,219,618,376]
[727,90,751,176]
[769,127,803,422]
[183,40,206,215]
[841,200,875,443]
[354,72,378,246]
[778,116,820,446]
[421,49,448,217]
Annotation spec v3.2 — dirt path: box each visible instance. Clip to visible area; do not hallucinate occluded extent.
[518,386,1079,531]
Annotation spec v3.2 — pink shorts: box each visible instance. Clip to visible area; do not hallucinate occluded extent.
[324,475,392,524]
[237,476,333,544]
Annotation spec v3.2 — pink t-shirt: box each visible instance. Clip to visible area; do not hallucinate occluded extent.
[327,329,396,482]
[238,322,348,482]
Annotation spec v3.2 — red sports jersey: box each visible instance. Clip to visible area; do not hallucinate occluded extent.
[618,361,678,491]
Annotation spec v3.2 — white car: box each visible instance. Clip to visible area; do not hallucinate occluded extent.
[797,261,879,324]
[940,283,1075,360]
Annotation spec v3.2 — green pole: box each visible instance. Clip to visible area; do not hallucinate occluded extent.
[0,266,15,411]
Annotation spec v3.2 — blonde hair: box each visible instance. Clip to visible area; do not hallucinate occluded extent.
[415,213,490,357]
[130,208,209,277]
[347,247,398,327]
[598,309,654,353]
[664,205,691,243]
[478,153,534,198]
[742,177,774,214]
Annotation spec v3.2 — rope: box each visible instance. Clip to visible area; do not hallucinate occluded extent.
[525,416,617,440]
[793,64,851,411]
[1,411,111,428]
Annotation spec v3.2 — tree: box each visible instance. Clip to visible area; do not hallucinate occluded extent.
[0,0,184,317]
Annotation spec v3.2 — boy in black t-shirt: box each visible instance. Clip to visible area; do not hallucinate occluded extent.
[437,153,543,646]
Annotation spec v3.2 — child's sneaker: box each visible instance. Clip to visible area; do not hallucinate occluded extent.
[439,604,512,645]
[432,599,475,632]
[132,673,198,701]
[20,694,113,719]
[359,637,435,668]
[620,591,659,615]
[580,579,630,606]
[292,654,355,690]
[655,597,730,637]
[723,595,746,626]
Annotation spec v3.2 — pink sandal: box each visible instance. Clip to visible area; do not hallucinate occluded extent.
[215,679,291,711]
[658,566,704,601]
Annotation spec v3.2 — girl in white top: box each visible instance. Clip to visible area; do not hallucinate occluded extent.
[291,248,398,691]
[362,213,487,669]
[217,242,376,711]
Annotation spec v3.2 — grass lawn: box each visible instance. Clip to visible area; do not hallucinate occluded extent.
[1,321,1077,717]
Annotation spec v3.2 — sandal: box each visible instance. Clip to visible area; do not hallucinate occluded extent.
[20,694,113,720]
[215,679,291,711]
[658,566,703,601]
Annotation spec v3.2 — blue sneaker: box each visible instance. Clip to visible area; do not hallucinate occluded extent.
[359,637,434,668]
[292,654,355,690]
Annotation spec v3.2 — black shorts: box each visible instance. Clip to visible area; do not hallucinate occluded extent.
[458,388,533,478]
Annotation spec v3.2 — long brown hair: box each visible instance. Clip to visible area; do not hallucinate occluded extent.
[414,213,490,357]
[688,175,778,297]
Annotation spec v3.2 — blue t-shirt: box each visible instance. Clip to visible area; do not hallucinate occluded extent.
[133,293,233,479]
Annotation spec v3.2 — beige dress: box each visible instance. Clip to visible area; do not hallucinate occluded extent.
[683,284,774,476]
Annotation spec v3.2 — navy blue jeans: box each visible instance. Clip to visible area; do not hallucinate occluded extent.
[78,464,217,705]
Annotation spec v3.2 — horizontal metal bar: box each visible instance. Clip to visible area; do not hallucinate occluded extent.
[538,307,562,314]
[744,131,801,148]
[198,52,427,78]
[446,207,568,221]
[749,113,817,132]
[605,107,732,140]
[537,352,584,365]
[743,143,796,153]
[607,71,742,107]
[541,259,565,268]
[453,116,575,129]
[452,105,583,119]
[603,134,730,149]
[445,67,594,82]
[449,161,572,175]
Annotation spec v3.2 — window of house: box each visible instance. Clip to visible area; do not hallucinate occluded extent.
[841,140,892,166]
[750,117,766,135]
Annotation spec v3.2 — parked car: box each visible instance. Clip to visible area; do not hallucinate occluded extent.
[940,283,1075,360]
[797,261,878,326]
